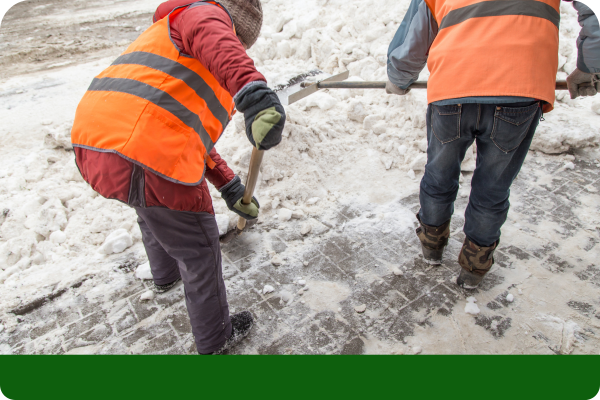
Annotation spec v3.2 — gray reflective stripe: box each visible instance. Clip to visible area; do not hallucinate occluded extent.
[439,0,560,30]
[88,77,214,154]
[73,144,207,186]
[112,51,230,128]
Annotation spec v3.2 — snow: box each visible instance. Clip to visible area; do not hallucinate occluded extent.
[215,214,230,236]
[98,229,133,255]
[300,223,312,235]
[49,230,66,244]
[263,285,275,295]
[277,208,293,221]
[135,262,153,280]
[271,255,283,266]
[464,297,480,315]
[140,290,155,301]
[355,304,367,313]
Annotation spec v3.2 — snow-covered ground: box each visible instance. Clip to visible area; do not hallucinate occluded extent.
[1,0,600,354]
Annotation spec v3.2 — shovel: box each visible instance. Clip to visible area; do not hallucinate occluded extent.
[284,71,573,105]
[219,70,337,243]
[219,147,264,244]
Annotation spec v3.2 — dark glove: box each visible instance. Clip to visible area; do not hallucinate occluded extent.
[219,176,260,220]
[386,80,410,95]
[235,82,286,150]
[566,68,599,99]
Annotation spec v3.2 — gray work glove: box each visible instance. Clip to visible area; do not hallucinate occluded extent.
[385,80,411,95]
[566,68,599,99]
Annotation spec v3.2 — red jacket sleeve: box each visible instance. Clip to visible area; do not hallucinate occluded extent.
[205,148,235,190]
[175,4,266,96]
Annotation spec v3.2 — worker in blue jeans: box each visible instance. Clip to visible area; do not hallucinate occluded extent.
[386,0,599,288]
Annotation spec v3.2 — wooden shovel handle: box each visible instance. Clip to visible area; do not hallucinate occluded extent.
[237,148,264,231]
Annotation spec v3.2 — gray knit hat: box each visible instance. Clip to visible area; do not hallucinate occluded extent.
[219,0,263,49]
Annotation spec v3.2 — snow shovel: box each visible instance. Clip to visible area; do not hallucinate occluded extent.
[219,70,338,243]
[284,71,573,105]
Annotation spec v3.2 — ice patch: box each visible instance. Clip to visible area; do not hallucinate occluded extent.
[302,280,351,313]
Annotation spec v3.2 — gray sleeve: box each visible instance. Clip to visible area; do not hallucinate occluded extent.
[573,1,600,73]
[387,0,438,89]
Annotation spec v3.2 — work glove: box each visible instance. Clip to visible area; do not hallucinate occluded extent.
[235,82,286,150]
[219,175,260,220]
[566,68,599,99]
[385,80,411,95]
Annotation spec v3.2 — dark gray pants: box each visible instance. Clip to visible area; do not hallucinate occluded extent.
[135,207,231,354]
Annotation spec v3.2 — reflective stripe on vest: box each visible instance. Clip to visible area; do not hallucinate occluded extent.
[424,0,560,112]
[71,1,235,186]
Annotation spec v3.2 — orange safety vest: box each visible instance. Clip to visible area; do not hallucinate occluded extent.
[425,0,560,112]
[71,2,236,186]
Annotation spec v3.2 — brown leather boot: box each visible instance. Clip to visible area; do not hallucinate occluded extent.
[415,214,451,265]
[456,237,497,289]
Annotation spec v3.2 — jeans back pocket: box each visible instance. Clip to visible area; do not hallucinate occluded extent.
[432,104,461,144]
[491,103,540,153]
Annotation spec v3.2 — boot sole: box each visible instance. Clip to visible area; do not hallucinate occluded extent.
[456,269,484,289]
[423,258,443,265]
[152,278,182,294]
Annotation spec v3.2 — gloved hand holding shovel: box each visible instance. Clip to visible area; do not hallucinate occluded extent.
[220,82,286,242]
[219,175,260,220]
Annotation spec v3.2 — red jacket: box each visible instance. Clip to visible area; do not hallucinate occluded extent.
[75,0,266,213]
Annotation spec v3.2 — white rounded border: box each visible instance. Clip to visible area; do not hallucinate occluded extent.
[0,0,22,24]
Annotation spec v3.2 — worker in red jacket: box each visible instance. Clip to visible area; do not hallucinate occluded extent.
[71,0,286,354]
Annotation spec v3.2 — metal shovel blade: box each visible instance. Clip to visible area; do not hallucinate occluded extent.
[275,70,325,105]
[287,70,350,105]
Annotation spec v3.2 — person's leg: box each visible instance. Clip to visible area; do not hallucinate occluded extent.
[464,102,541,246]
[419,104,477,226]
[458,101,541,288]
[134,207,231,354]
[136,213,181,286]
[417,103,478,262]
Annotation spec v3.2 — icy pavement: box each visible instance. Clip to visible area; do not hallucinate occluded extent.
[2,153,599,355]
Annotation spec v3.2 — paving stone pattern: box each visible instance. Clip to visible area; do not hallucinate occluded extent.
[2,154,600,354]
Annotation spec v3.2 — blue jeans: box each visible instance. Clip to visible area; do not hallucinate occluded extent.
[418,101,541,247]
